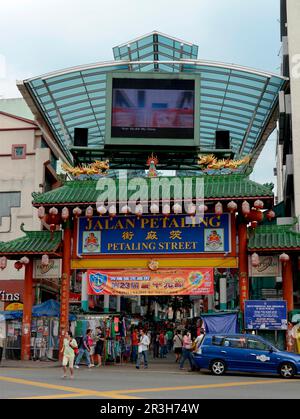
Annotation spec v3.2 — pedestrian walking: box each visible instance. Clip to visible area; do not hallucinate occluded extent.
[159,331,166,358]
[94,327,105,367]
[179,330,195,371]
[131,328,139,363]
[61,331,78,379]
[74,328,95,369]
[166,329,174,352]
[136,329,150,369]
[173,330,183,363]
[153,331,160,359]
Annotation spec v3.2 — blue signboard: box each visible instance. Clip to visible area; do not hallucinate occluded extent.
[244,300,288,330]
[77,213,231,255]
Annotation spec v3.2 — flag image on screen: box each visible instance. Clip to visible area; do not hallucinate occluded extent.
[111,78,195,139]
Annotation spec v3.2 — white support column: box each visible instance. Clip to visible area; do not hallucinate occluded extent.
[104,295,110,313]
[207,295,214,313]
[220,277,227,311]
[116,296,121,312]
[81,272,88,312]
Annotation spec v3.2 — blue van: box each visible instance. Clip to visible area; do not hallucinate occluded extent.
[193,334,300,378]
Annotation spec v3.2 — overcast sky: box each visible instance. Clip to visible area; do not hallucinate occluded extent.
[0,0,282,186]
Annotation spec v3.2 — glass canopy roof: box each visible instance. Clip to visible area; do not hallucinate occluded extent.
[19,31,286,166]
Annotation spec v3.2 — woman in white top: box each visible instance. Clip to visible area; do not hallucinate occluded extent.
[173,330,183,363]
[61,331,78,379]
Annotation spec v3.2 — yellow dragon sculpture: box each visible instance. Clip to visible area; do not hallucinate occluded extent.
[198,154,250,170]
[61,160,110,177]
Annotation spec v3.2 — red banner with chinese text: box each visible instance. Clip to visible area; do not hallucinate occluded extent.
[87,268,214,296]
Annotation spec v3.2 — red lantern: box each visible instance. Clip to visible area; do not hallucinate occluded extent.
[173,203,182,214]
[38,206,45,220]
[150,203,159,214]
[48,207,59,224]
[227,201,238,213]
[162,204,170,217]
[120,205,130,215]
[198,204,208,214]
[242,201,250,217]
[187,204,196,216]
[251,253,260,267]
[97,205,107,216]
[73,207,82,217]
[49,224,56,232]
[61,207,69,221]
[14,261,23,271]
[254,200,264,210]
[266,210,276,221]
[215,202,223,215]
[109,205,117,219]
[279,253,290,263]
[85,206,93,219]
[20,256,30,265]
[0,256,7,270]
[135,204,143,218]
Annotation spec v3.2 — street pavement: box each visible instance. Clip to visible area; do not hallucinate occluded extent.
[0,357,300,399]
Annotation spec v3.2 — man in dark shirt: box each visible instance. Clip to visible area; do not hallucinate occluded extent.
[74,328,94,369]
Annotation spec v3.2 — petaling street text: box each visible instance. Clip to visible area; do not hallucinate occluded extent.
[85,215,222,231]
[107,241,197,252]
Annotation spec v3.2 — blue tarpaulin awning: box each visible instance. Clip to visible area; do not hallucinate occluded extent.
[201,312,239,334]
[0,299,76,321]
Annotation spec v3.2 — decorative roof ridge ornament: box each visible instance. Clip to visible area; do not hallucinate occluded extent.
[61,160,109,178]
[197,154,250,174]
[147,153,159,178]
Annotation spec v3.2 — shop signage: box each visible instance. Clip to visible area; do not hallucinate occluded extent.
[244,300,287,330]
[5,302,23,311]
[87,268,214,296]
[248,255,280,277]
[78,214,231,255]
[0,290,20,302]
[34,259,61,279]
[69,292,81,303]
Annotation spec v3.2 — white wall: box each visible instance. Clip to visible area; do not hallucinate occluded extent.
[0,113,50,281]
[287,0,300,216]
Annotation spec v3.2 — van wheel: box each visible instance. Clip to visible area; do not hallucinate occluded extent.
[279,363,295,378]
[210,360,226,376]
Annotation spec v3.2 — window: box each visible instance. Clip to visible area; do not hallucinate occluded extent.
[12,144,26,159]
[247,339,269,351]
[212,336,223,346]
[223,337,247,349]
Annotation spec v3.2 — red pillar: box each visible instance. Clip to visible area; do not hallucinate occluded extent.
[59,223,72,359]
[282,258,294,312]
[21,259,33,360]
[238,222,249,312]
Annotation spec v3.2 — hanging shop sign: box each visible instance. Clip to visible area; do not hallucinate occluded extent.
[69,292,81,303]
[248,255,280,277]
[87,268,214,296]
[34,259,61,279]
[244,300,287,330]
[77,214,231,255]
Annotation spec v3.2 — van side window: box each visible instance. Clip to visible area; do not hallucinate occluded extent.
[247,339,269,351]
[212,336,223,346]
[222,337,247,349]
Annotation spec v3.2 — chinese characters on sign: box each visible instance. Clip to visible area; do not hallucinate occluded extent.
[87,268,214,296]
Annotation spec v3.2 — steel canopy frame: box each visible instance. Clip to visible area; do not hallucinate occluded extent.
[17,33,287,168]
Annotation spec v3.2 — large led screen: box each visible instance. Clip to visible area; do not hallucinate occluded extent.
[111,78,195,139]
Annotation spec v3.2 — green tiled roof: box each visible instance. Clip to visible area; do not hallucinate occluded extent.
[248,224,300,251]
[0,229,62,255]
[32,175,274,206]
